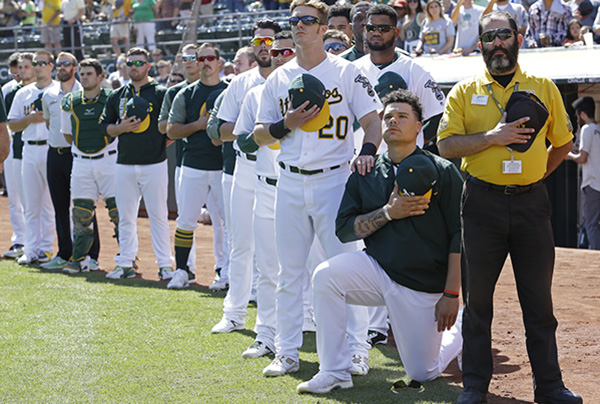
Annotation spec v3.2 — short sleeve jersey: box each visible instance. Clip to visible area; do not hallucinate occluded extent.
[579,122,600,192]
[217,67,266,124]
[43,81,82,148]
[99,80,167,165]
[437,65,573,185]
[8,81,59,141]
[256,54,382,170]
[420,17,456,53]
[62,87,116,155]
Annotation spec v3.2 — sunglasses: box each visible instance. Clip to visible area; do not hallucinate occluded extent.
[324,42,347,52]
[289,15,321,26]
[56,61,74,67]
[269,47,295,57]
[480,28,516,43]
[32,61,51,67]
[126,60,147,67]
[198,55,217,62]
[250,37,274,46]
[169,78,183,84]
[181,55,197,62]
[365,24,396,33]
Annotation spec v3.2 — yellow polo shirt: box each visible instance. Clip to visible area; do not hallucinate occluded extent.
[42,0,61,25]
[437,65,573,186]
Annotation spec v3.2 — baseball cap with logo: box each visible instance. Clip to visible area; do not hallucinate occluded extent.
[125,97,150,133]
[395,154,437,199]
[505,91,549,153]
[288,73,330,132]
[375,72,408,99]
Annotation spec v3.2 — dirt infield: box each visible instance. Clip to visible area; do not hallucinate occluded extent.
[1,196,597,403]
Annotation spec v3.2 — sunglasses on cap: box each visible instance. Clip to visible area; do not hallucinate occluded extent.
[56,61,74,67]
[480,28,516,43]
[324,42,347,52]
[269,48,295,57]
[250,37,274,46]
[126,60,148,67]
[198,55,217,62]
[289,15,321,26]
[32,61,52,67]
[181,55,197,62]
[365,24,396,33]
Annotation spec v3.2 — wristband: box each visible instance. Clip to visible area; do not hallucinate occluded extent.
[269,119,291,140]
[359,142,377,156]
[443,288,459,298]
[382,205,392,221]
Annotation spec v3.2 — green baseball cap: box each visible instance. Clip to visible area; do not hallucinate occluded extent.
[395,154,437,199]
[375,72,408,99]
[288,73,330,132]
[125,97,150,134]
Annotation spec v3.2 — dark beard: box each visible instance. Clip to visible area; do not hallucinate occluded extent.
[257,56,272,68]
[366,36,395,52]
[481,39,519,75]
[57,70,73,82]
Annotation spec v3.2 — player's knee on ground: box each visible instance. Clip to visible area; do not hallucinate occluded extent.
[105,197,119,240]
[72,199,96,261]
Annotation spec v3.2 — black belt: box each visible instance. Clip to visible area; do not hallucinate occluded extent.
[49,146,71,155]
[279,161,344,176]
[257,175,277,186]
[235,150,257,161]
[73,150,117,160]
[27,140,47,145]
[467,175,543,195]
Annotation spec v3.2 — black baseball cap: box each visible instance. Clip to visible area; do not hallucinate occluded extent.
[395,154,437,199]
[125,97,150,133]
[375,72,408,99]
[505,91,549,153]
[288,73,330,132]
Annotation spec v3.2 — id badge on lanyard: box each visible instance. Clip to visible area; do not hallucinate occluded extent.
[487,83,522,174]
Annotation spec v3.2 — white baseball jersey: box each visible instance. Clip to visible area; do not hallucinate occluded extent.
[232,81,261,158]
[42,80,82,148]
[8,81,59,141]
[257,54,381,171]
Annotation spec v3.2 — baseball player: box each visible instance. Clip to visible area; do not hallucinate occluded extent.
[166,43,229,289]
[353,3,447,344]
[60,58,119,274]
[100,47,173,279]
[7,50,58,265]
[2,52,35,260]
[297,89,463,394]
[254,0,382,377]
[0,91,8,163]
[158,43,203,282]
[210,18,282,334]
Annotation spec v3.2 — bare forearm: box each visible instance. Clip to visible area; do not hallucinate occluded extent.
[439,37,455,54]
[167,121,200,139]
[64,134,73,145]
[8,117,30,132]
[106,123,124,137]
[158,120,167,134]
[353,207,390,239]
[219,121,236,141]
[438,132,492,159]
[254,123,277,146]
[0,123,9,163]
[444,253,461,292]
[544,140,572,178]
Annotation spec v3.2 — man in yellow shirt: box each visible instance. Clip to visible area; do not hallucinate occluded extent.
[42,0,61,53]
[437,11,581,404]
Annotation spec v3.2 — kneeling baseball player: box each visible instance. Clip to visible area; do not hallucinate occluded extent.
[297,89,464,394]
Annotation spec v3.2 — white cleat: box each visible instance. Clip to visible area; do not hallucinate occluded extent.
[297,372,353,394]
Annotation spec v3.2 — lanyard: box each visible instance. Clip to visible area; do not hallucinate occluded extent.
[486,82,519,115]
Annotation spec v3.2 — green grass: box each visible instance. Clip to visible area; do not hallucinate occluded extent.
[0,261,462,403]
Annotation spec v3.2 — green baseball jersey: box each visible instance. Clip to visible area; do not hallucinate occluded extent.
[61,88,114,154]
[5,83,24,159]
[0,90,7,122]
[159,80,190,168]
[336,148,463,293]
[169,80,228,171]
[100,80,167,165]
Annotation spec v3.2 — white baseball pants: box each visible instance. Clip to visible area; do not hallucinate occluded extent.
[313,250,463,382]
[114,161,172,268]
[4,146,25,246]
[220,172,233,281]
[174,165,196,272]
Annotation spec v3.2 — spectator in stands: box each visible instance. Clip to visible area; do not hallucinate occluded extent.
[110,0,131,56]
[525,0,572,47]
[452,0,485,55]
[83,0,105,21]
[199,0,215,18]
[328,3,354,42]
[20,0,37,33]
[41,0,61,53]
[223,61,235,76]
[168,71,184,86]
[62,0,86,59]
[392,0,408,48]
[157,0,180,31]
[483,0,530,35]
[232,46,257,74]
[323,29,351,54]
[107,54,131,88]
[278,0,290,9]
[0,0,22,36]
[149,48,165,76]
[155,59,172,86]
[226,0,244,13]
[401,0,426,53]
[261,0,278,10]
[131,0,158,50]
[563,18,586,45]
[571,0,600,42]
[415,0,455,55]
